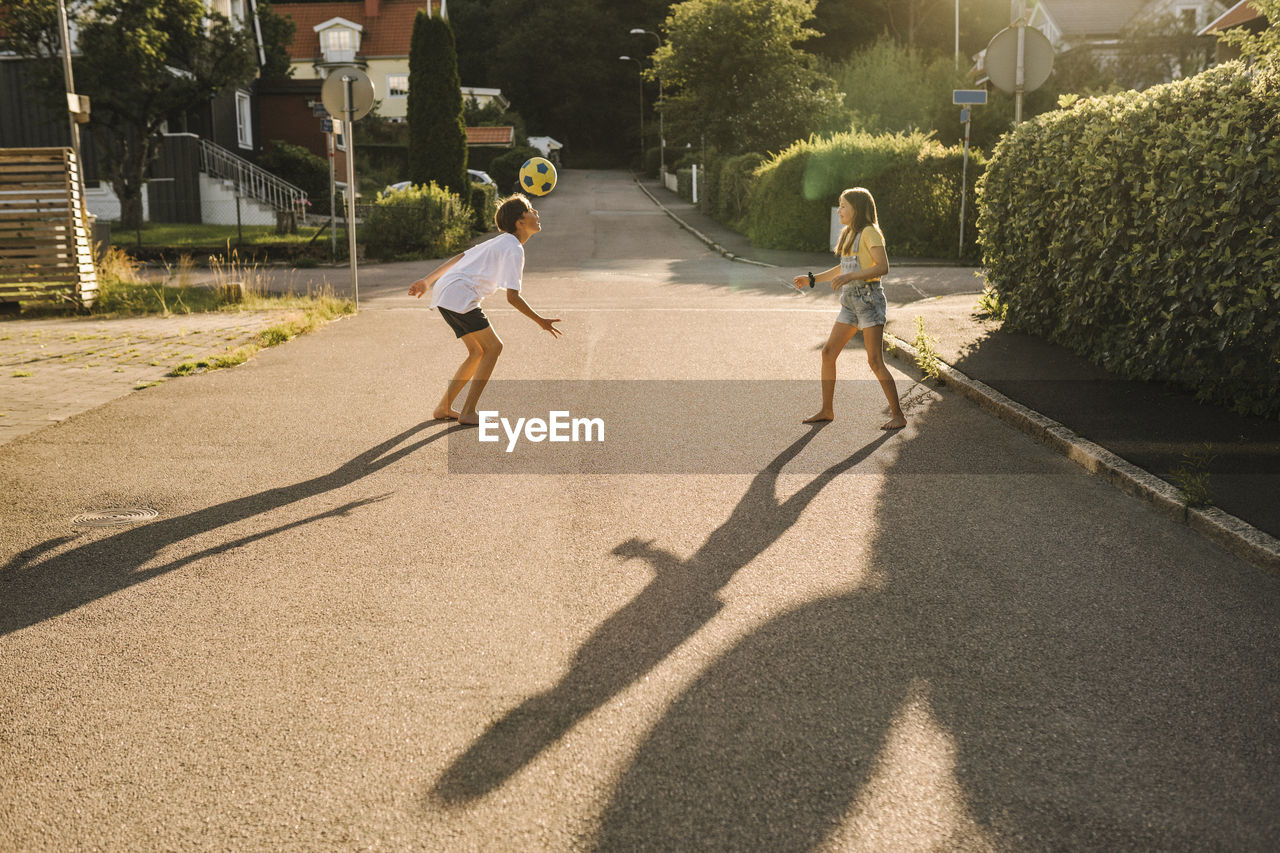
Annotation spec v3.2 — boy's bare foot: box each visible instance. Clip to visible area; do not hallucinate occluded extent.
[802,411,835,423]
[881,415,907,430]
[432,407,460,420]
[458,411,481,426]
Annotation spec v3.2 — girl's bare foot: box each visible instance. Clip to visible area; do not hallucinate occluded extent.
[433,407,460,420]
[881,415,906,430]
[803,411,835,423]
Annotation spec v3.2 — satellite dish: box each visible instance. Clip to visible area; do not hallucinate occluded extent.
[321,67,376,121]
[985,26,1054,94]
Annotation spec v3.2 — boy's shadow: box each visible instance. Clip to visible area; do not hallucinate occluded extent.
[1,421,466,637]
[431,425,894,804]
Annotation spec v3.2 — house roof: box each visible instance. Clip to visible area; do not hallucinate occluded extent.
[466,126,514,146]
[1035,0,1149,38]
[1199,0,1266,34]
[276,1,443,61]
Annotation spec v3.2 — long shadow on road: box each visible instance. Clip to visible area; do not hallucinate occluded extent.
[430,425,895,804]
[0,421,465,637]
[592,390,1280,850]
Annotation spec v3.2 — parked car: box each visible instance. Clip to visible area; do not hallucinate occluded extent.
[381,171,494,198]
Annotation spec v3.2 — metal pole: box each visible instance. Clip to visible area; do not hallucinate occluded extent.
[343,75,359,309]
[955,0,960,71]
[1014,23,1026,124]
[959,113,971,257]
[56,0,86,206]
[328,130,337,259]
[638,75,645,167]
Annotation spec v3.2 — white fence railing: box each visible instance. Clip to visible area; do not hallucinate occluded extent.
[192,136,308,220]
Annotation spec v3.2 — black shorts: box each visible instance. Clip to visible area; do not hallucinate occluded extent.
[438,306,490,338]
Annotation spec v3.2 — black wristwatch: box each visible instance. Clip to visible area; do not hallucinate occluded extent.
[807,272,816,289]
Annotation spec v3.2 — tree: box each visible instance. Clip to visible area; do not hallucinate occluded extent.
[406,8,468,196]
[834,37,965,136]
[0,0,263,229]
[808,0,1011,62]
[654,0,846,154]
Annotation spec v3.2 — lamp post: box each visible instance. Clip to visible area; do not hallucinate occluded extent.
[629,28,664,175]
[618,55,644,168]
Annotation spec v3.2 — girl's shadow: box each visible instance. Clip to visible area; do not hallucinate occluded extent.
[431,425,894,804]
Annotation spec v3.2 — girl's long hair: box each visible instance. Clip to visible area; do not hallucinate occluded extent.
[834,187,879,257]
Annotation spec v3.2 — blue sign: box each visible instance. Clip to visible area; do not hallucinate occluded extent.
[952,89,988,105]
[321,118,333,133]
[960,108,971,124]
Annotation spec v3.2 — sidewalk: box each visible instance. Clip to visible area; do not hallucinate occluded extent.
[635,176,1280,572]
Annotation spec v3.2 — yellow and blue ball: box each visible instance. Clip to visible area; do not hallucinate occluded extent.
[519,157,557,196]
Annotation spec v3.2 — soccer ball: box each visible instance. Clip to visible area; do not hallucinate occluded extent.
[519,157,557,196]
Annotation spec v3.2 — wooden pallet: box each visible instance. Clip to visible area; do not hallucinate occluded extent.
[0,147,98,306]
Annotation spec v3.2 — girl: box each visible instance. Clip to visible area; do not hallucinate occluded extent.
[408,194,561,425]
[793,187,906,430]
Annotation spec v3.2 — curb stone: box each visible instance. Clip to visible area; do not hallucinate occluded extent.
[635,176,1280,577]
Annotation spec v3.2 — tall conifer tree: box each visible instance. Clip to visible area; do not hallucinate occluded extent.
[407,8,468,195]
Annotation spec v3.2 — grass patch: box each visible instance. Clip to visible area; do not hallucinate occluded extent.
[1169,443,1216,508]
[165,298,353,378]
[975,282,1008,321]
[110,222,342,249]
[12,370,32,378]
[912,316,943,383]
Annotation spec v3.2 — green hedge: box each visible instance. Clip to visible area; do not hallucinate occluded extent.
[488,145,541,195]
[362,182,473,261]
[715,152,765,229]
[977,60,1280,418]
[469,182,497,232]
[746,131,984,260]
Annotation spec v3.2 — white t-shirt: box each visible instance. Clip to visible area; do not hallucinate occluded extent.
[429,232,525,313]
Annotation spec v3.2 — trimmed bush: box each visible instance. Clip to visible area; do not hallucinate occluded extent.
[977,60,1280,418]
[362,182,472,261]
[469,182,497,232]
[488,145,541,195]
[715,152,765,228]
[746,131,983,259]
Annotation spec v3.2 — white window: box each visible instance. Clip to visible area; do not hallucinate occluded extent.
[229,0,246,23]
[387,74,408,97]
[235,90,252,149]
[325,28,356,63]
[315,18,363,64]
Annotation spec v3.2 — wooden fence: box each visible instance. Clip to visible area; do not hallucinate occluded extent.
[0,147,98,306]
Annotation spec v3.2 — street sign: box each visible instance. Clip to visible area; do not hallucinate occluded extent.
[320,67,375,122]
[311,101,329,118]
[320,118,333,134]
[985,25,1054,94]
[960,107,971,124]
[953,89,987,105]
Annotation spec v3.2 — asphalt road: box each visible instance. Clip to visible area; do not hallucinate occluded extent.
[2,170,1277,851]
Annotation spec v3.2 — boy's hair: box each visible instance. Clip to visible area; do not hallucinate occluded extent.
[835,187,879,257]
[495,193,533,234]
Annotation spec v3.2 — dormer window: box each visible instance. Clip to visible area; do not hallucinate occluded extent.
[314,18,363,65]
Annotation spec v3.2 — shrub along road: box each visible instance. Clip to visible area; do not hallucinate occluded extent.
[1,170,1277,850]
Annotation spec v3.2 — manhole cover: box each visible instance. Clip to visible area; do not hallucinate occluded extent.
[71,508,159,528]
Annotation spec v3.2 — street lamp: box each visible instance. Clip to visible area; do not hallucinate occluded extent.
[629,28,665,175]
[618,55,644,168]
